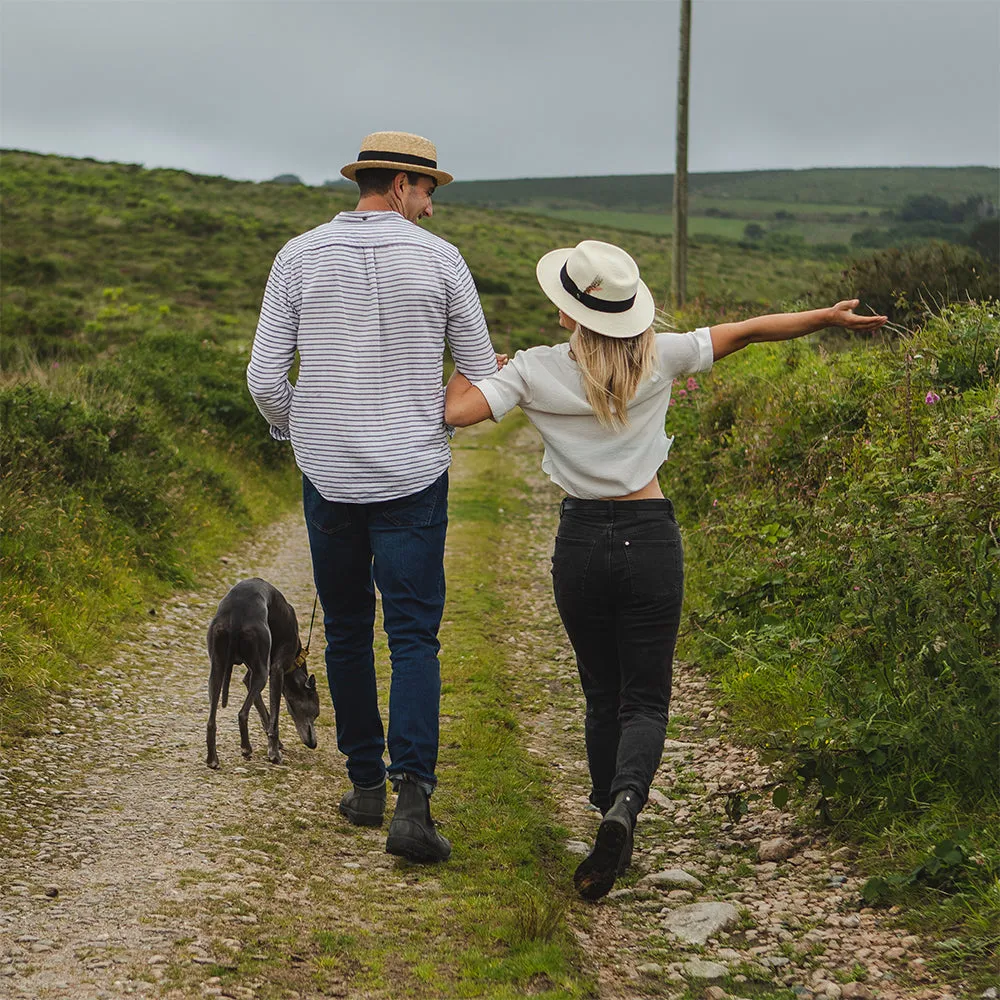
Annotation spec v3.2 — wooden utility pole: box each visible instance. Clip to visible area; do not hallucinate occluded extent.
[671,0,691,309]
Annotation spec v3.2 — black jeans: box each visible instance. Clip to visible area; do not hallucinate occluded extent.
[551,497,684,813]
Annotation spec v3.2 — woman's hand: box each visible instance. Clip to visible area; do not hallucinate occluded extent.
[496,353,509,370]
[829,300,888,332]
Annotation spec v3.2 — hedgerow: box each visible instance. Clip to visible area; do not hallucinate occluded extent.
[668,300,999,907]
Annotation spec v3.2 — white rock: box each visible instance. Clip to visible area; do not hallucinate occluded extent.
[640,869,704,890]
[662,902,741,945]
[636,963,662,976]
[684,958,728,980]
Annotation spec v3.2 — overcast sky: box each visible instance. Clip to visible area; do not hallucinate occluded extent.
[2,0,998,184]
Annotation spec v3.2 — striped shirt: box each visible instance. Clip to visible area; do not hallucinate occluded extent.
[247,210,497,503]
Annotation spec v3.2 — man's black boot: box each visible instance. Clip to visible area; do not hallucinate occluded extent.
[574,790,639,900]
[339,782,386,827]
[385,775,451,863]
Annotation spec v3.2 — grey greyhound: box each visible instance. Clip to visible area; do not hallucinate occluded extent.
[206,578,320,769]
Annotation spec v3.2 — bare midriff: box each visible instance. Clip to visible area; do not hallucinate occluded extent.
[606,476,664,501]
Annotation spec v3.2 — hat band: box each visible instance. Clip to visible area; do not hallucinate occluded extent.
[357,149,438,169]
[559,264,636,314]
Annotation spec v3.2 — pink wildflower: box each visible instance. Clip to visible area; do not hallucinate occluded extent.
[678,389,687,398]
[687,377,699,391]
[924,391,940,405]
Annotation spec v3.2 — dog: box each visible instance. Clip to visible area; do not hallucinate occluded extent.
[206,578,320,769]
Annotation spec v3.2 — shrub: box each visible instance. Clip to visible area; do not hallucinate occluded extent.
[821,242,999,329]
[1,384,183,577]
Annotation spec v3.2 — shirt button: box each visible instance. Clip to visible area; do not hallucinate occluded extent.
[624,541,630,546]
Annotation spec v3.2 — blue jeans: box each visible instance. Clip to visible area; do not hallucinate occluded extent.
[302,471,448,790]
[551,497,684,813]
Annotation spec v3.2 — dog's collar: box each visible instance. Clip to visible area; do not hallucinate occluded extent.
[288,645,309,673]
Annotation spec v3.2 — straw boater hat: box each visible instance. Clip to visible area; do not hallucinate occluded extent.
[340,131,454,186]
[536,240,655,338]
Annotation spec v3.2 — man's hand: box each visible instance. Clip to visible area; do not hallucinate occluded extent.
[496,353,509,370]
[829,300,888,333]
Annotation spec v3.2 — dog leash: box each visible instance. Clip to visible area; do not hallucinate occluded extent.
[292,592,320,672]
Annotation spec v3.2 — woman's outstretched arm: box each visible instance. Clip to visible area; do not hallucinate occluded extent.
[710,299,887,361]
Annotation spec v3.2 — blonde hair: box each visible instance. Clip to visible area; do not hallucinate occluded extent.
[573,323,657,429]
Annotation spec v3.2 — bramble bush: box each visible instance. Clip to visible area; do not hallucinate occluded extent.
[820,242,999,329]
[667,300,999,895]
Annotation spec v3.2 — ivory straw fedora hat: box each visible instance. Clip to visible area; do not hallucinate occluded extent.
[536,240,655,338]
[340,131,454,186]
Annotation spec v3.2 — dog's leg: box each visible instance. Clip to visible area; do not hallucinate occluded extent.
[206,655,224,770]
[239,662,267,760]
[252,692,284,750]
[266,666,284,764]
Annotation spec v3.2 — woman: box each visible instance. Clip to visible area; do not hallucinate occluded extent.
[445,240,886,900]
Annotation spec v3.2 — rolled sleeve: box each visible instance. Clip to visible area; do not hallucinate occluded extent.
[656,326,714,377]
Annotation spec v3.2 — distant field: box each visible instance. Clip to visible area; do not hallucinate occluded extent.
[436,166,999,211]
[690,196,875,219]
[534,207,878,247]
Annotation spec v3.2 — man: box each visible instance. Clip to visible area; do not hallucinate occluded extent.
[247,131,498,862]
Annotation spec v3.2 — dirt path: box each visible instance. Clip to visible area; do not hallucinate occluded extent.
[0,515,334,999]
[0,422,974,1000]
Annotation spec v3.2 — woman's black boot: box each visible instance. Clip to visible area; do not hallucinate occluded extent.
[574,790,639,900]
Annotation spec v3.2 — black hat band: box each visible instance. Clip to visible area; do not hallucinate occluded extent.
[560,263,636,313]
[357,150,438,169]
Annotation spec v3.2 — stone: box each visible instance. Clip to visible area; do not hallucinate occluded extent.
[982,990,999,1000]
[662,902,741,946]
[565,840,590,856]
[841,986,874,1000]
[684,958,728,980]
[636,963,662,976]
[705,988,728,1000]
[758,837,796,861]
[640,868,704,890]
